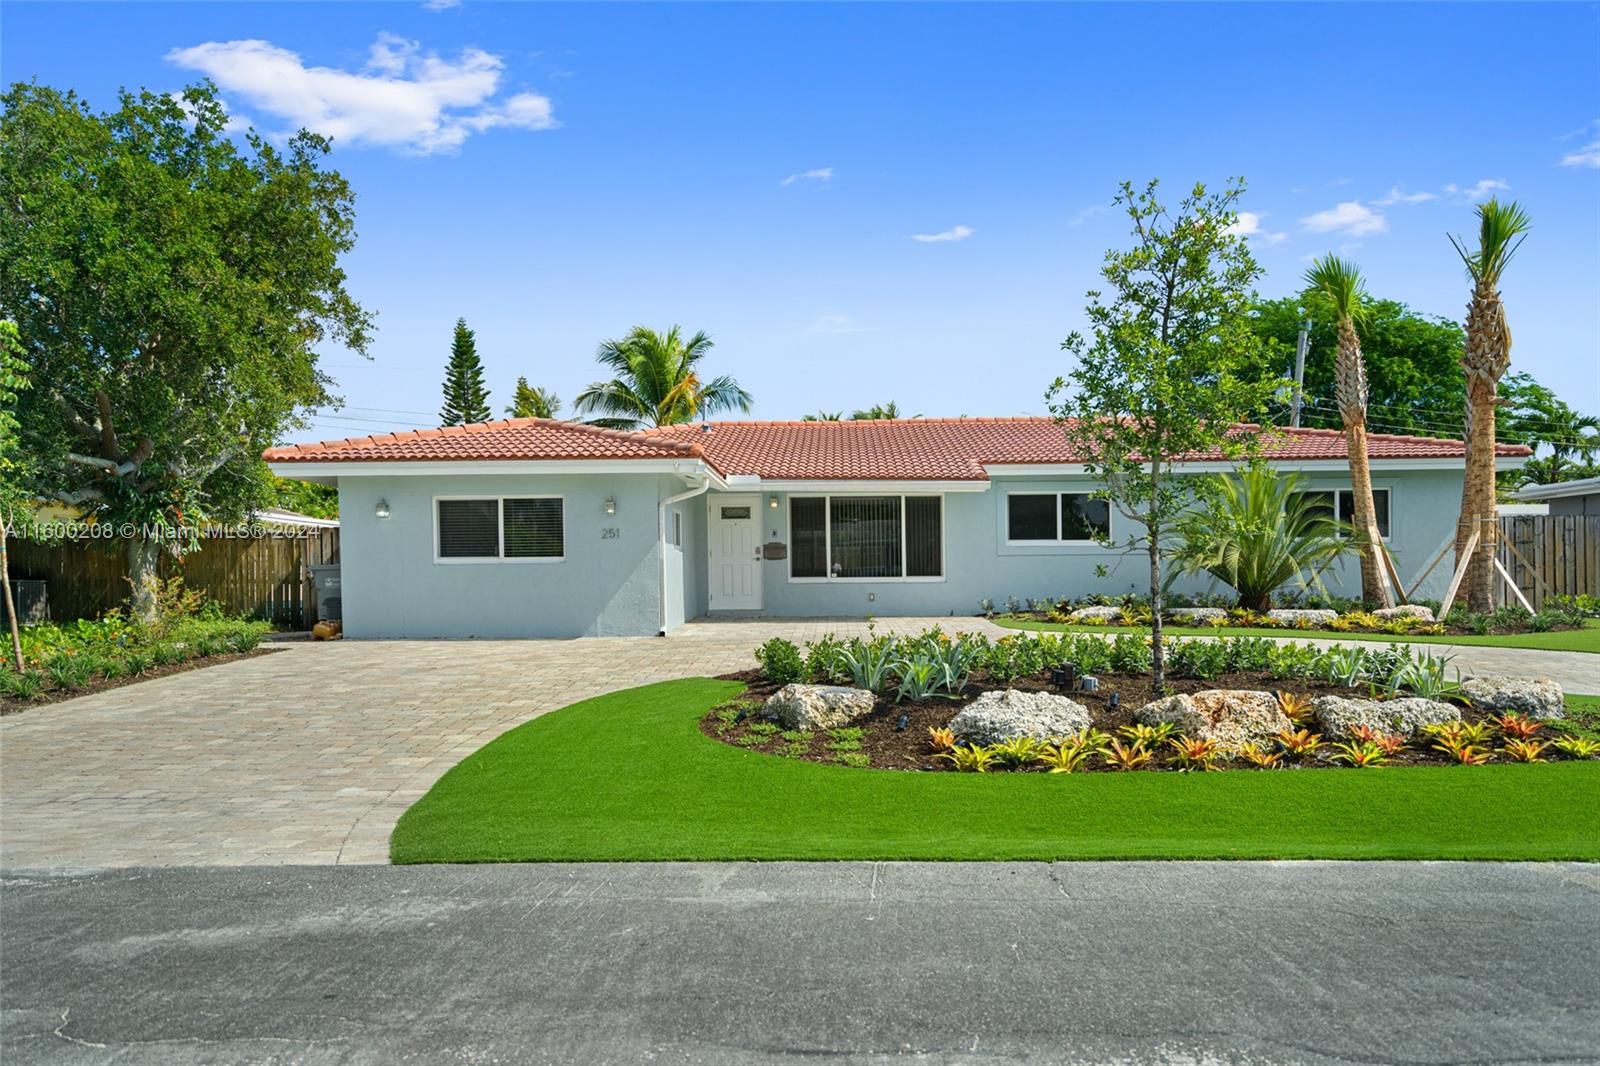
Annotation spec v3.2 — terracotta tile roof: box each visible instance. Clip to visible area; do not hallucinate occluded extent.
[645,419,1530,481]
[262,417,713,467]
[265,416,1529,480]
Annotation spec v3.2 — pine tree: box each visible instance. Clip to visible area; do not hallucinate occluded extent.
[440,318,491,425]
[506,376,561,419]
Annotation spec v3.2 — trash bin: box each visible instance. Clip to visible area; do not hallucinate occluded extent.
[309,564,342,622]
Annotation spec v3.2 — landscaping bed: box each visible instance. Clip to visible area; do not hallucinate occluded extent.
[703,628,1595,774]
[1,645,278,715]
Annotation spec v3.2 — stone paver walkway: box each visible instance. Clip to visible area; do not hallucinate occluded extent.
[1,617,1594,869]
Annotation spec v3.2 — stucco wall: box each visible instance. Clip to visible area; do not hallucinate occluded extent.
[747,468,1469,619]
[336,473,677,639]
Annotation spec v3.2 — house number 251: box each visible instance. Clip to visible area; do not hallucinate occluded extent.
[600,527,621,539]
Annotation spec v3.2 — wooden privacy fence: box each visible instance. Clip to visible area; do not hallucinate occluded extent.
[9,528,339,628]
[1494,514,1600,610]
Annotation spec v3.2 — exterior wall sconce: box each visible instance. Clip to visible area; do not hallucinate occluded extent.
[375,499,391,520]
[769,494,779,510]
[604,496,616,516]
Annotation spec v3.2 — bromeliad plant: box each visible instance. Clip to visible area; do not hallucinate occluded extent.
[1330,740,1388,768]
[1102,739,1154,771]
[1276,727,1324,759]
[937,743,999,773]
[1167,734,1221,771]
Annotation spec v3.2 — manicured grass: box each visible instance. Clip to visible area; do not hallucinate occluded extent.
[991,617,1600,654]
[391,678,1600,864]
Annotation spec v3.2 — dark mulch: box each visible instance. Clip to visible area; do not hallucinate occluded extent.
[705,669,1498,773]
[0,647,281,716]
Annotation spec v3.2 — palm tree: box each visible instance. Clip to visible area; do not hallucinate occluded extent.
[802,411,843,422]
[572,326,752,430]
[1303,255,1391,606]
[1173,465,1355,611]
[851,402,916,420]
[1450,200,1531,612]
[506,376,561,420]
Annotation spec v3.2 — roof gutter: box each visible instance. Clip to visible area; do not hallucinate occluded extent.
[657,475,713,636]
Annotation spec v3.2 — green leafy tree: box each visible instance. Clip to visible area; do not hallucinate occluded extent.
[802,410,843,421]
[574,325,751,430]
[1499,376,1600,487]
[1173,465,1355,611]
[506,376,561,419]
[0,81,372,621]
[270,475,338,520]
[1,321,30,668]
[1049,179,1280,692]
[1302,256,1390,606]
[1451,199,1531,612]
[440,318,491,425]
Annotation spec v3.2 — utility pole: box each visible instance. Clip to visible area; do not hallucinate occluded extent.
[1289,318,1311,428]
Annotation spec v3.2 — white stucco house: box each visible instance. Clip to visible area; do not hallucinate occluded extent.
[265,417,1530,639]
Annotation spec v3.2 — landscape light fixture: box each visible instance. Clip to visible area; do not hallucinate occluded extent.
[1108,692,1121,710]
[374,499,391,520]
[604,496,616,516]
[895,714,909,732]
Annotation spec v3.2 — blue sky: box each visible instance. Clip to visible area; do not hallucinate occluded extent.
[6,2,1598,443]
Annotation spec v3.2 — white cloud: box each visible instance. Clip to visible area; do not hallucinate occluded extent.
[1560,121,1600,168]
[911,225,973,243]
[781,167,833,186]
[1300,201,1387,237]
[165,34,555,155]
[1067,204,1107,226]
[422,0,461,9]
[1222,211,1290,245]
[805,314,863,335]
[1373,186,1437,206]
[1444,178,1509,202]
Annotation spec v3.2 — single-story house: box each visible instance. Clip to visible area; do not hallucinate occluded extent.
[264,417,1531,639]
[1514,476,1600,517]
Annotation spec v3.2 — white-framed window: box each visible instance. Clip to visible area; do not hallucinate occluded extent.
[434,495,564,563]
[1296,488,1391,540]
[1005,492,1110,544]
[788,494,943,581]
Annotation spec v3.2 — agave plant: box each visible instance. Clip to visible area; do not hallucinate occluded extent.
[892,657,943,703]
[1171,463,1355,611]
[838,639,898,694]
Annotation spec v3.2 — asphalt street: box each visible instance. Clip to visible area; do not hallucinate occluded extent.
[2,861,1597,1064]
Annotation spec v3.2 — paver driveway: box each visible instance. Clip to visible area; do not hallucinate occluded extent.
[2,618,1594,869]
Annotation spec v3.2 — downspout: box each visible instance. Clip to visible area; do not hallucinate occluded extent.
[657,475,712,636]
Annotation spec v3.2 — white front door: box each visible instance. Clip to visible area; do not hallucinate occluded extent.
[708,495,763,611]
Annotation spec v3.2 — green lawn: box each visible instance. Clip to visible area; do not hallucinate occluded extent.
[991,617,1600,653]
[391,678,1600,864]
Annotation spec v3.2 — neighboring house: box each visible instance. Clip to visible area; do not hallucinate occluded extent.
[265,418,1531,639]
[1514,476,1600,517]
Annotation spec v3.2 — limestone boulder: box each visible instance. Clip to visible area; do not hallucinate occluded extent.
[1068,606,1123,623]
[1168,607,1227,625]
[1313,695,1460,739]
[1459,676,1565,720]
[764,684,877,732]
[949,690,1091,746]
[1134,690,1289,753]
[1374,605,1436,622]
[1266,609,1338,627]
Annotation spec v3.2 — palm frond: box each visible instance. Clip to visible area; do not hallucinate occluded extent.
[1450,198,1531,283]
[1302,255,1367,323]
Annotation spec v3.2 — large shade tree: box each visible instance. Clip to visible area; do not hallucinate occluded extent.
[1301,256,1390,606]
[0,81,372,620]
[1050,179,1279,692]
[574,326,751,430]
[1450,200,1531,612]
[2,321,29,668]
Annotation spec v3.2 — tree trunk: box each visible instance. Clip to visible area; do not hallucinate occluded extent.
[1344,422,1391,607]
[127,535,162,624]
[1,525,23,671]
[1149,515,1164,696]
[1456,377,1500,613]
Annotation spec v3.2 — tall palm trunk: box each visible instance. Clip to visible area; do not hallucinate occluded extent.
[1333,318,1391,607]
[1456,274,1508,613]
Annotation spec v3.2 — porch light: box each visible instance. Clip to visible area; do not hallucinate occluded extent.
[769,494,779,510]
[374,499,391,520]
[604,496,616,516]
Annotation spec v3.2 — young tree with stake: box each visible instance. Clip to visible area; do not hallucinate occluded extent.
[1050,179,1279,692]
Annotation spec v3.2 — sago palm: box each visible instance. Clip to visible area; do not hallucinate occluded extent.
[573,326,752,430]
[1302,255,1391,606]
[1450,199,1530,611]
[1172,464,1356,611]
